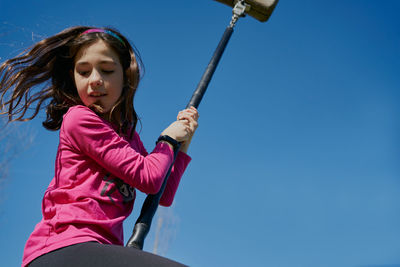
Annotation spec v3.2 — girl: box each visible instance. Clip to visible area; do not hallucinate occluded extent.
[0,26,198,267]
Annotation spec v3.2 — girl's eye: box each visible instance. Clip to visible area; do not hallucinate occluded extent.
[102,70,114,74]
[78,71,89,76]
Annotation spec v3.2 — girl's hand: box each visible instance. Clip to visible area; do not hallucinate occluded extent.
[177,106,199,136]
[177,106,199,153]
[160,107,199,153]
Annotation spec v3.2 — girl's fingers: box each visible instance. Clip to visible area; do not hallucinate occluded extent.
[188,107,199,120]
[179,115,198,131]
[177,115,197,136]
[174,107,199,140]
[178,113,198,122]
[177,107,199,121]
[178,114,192,122]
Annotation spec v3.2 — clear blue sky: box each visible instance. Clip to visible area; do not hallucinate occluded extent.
[1,1,399,266]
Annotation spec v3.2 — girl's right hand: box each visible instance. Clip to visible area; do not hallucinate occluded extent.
[161,119,193,143]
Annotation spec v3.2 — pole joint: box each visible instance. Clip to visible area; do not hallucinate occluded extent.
[229,0,250,28]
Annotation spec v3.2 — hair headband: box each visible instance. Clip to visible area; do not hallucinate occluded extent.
[80,29,125,46]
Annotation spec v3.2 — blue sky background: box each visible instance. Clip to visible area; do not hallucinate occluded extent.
[1,0,399,266]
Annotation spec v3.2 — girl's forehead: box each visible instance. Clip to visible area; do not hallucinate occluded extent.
[75,40,120,64]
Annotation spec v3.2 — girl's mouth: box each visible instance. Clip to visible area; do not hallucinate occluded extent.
[89,93,107,98]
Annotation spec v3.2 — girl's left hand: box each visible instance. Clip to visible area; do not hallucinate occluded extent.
[177,106,199,135]
[177,106,199,153]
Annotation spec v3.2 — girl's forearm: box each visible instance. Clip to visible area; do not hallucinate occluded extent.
[179,136,193,154]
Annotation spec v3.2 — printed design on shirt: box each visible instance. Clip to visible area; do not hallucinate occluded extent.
[101,173,135,204]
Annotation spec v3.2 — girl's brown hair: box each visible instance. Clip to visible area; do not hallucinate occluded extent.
[0,26,143,137]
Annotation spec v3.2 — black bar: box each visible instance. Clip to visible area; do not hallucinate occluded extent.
[186,26,234,109]
[126,25,235,250]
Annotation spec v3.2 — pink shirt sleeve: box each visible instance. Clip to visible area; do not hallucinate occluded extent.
[133,131,191,206]
[61,106,191,205]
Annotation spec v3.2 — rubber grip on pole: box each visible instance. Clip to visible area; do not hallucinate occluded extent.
[126,223,149,250]
[126,144,181,249]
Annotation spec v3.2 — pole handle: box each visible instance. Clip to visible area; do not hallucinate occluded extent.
[126,144,180,249]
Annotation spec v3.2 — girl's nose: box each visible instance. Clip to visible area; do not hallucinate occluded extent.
[89,71,103,88]
[90,79,103,87]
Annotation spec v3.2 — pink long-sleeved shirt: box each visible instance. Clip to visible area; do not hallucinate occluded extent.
[22,105,191,266]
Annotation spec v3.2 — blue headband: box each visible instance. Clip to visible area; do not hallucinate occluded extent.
[80,29,125,46]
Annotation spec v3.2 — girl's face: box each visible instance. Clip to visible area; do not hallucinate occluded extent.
[73,40,124,116]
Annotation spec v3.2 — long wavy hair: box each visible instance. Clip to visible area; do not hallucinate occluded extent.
[0,26,143,137]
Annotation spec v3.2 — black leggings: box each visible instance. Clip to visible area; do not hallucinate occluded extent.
[29,242,188,267]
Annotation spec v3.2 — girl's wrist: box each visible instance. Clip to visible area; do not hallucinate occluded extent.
[179,136,192,154]
[156,135,179,151]
[179,144,188,154]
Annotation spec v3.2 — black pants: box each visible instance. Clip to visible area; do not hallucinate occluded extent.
[29,242,188,267]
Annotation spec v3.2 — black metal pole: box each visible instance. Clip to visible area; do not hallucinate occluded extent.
[125,145,180,249]
[126,25,235,250]
[186,26,234,109]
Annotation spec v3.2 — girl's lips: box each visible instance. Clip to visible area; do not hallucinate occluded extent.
[89,94,107,98]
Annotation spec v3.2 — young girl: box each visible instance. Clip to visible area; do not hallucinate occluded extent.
[0,26,198,267]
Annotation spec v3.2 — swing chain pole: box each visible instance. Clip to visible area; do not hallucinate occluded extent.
[126,1,247,250]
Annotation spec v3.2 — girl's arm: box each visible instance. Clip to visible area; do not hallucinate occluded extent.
[62,105,197,206]
[134,132,191,206]
[62,105,175,195]
[134,106,199,206]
